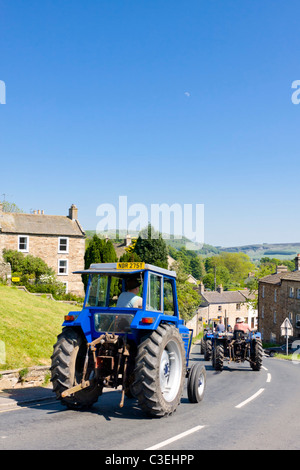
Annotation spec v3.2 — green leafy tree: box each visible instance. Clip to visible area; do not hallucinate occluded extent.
[3,249,54,278]
[171,260,201,321]
[83,235,118,290]
[133,224,168,269]
[1,201,23,213]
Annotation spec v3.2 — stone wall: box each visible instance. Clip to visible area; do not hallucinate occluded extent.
[0,262,11,285]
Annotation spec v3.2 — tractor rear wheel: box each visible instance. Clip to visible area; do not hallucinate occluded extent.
[50,327,101,409]
[212,342,224,371]
[250,339,263,371]
[132,324,186,417]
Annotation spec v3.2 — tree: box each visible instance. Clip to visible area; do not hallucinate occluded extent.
[1,201,23,213]
[83,235,118,290]
[3,249,54,278]
[84,235,117,268]
[133,224,168,269]
[171,260,201,321]
[204,252,255,289]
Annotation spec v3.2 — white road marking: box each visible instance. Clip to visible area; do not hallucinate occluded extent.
[266,373,272,383]
[262,366,268,371]
[235,388,265,409]
[145,425,205,450]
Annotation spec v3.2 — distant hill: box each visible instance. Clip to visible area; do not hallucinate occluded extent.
[220,243,300,261]
[84,230,300,261]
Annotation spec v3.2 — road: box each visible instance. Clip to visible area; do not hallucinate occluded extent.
[1,348,299,451]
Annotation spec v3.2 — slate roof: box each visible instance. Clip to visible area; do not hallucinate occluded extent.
[259,270,300,285]
[200,289,253,305]
[0,213,85,237]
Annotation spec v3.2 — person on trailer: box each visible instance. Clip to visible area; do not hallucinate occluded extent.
[116,278,143,308]
[216,317,225,333]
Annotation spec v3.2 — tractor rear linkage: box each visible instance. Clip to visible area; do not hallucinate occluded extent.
[61,333,130,408]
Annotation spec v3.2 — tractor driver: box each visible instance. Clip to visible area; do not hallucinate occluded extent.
[116,278,143,309]
[234,317,251,334]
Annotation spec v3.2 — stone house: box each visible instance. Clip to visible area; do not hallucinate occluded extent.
[258,255,300,343]
[0,204,85,296]
[198,283,258,330]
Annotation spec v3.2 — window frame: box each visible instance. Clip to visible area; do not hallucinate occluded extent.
[146,272,163,312]
[58,237,69,254]
[18,235,29,253]
[58,259,68,276]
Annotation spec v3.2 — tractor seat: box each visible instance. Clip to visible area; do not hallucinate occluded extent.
[234,330,246,341]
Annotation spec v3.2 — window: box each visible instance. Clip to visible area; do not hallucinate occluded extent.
[218,305,222,312]
[274,289,277,302]
[296,314,300,328]
[274,310,276,324]
[289,312,293,322]
[297,288,300,300]
[147,273,162,312]
[58,259,68,275]
[262,286,265,298]
[58,237,69,253]
[18,235,29,252]
[261,305,264,319]
[289,287,294,298]
[236,303,241,310]
[163,278,175,316]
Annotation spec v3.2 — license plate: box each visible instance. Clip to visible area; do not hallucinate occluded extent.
[117,262,145,270]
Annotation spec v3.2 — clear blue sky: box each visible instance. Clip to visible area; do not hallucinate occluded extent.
[1,0,300,247]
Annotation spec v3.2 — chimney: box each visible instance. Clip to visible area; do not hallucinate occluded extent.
[68,204,78,220]
[125,234,132,246]
[276,265,288,274]
[199,281,205,295]
[295,254,300,271]
[217,284,223,294]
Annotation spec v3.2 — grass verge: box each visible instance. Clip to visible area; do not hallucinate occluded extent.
[0,286,80,370]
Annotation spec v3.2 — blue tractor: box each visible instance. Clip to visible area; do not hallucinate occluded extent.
[211,329,263,372]
[51,262,206,417]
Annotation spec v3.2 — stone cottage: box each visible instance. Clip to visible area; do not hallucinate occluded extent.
[198,284,258,330]
[0,204,85,296]
[258,255,300,343]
